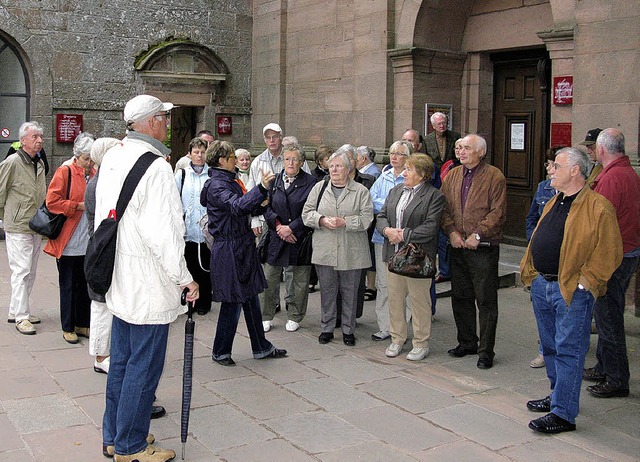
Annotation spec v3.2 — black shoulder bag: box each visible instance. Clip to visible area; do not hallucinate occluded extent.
[84,152,158,296]
[29,166,71,240]
[297,177,329,266]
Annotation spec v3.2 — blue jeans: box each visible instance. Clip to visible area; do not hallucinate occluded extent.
[437,231,450,278]
[593,256,639,389]
[531,275,594,423]
[103,317,169,455]
[212,297,275,360]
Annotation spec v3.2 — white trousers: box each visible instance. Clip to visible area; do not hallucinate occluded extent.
[89,300,112,357]
[5,232,43,322]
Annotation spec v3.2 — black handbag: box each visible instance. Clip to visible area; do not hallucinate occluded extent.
[388,242,436,279]
[256,228,270,264]
[29,166,71,240]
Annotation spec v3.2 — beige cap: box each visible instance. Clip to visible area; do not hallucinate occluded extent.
[124,95,174,124]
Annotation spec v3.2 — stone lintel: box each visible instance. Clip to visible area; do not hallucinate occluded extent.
[388,47,466,74]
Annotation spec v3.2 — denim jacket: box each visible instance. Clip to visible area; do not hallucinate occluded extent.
[525,179,556,241]
[176,164,210,243]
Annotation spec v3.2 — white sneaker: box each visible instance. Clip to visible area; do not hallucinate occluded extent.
[406,347,430,361]
[263,320,273,332]
[385,342,403,357]
[285,320,300,332]
[94,357,110,374]
[16,319,36,335]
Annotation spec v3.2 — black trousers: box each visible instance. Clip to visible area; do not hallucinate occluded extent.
[57,255,91,332]
[185,242,212,313]
[450,245,500,359]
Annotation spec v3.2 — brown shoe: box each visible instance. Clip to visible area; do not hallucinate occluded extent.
[63,331,79,344]
[75,327,90,338]
[16,319,36,335]
[103,434,155,458]
[113,444,175,462]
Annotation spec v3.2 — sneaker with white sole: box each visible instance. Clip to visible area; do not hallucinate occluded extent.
[385,342,403,357]
[94,357,110,374]
[406,347,429,361]
[113,444,175,462]
[263,320,273,332]
[16,319,36,335]
[8,314,41,324]
[285,320,300,332]
[371,330,391,341]
[530,353,545,368]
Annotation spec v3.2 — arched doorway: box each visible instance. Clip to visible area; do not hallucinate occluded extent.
[0,32,30,155]
[134,40,229,165]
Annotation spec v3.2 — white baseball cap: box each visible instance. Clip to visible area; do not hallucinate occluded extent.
[124,95,174,124]
[262,123,283,135]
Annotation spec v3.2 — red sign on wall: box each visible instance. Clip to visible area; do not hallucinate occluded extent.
[217,116,232,136]
[551,123,572,148]
[553,76,573,105]
[56,114,83,143]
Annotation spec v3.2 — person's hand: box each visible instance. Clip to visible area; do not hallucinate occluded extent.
[385,227,404,245]
[277,224,294,240]
[464,234,480,250]
[333,217,346,228]
[261,169,275,188]
[182,281,200,302]
[320,216,339,229]
[284,234,297,244]
[77,202,85,211]
[252,226,263,237]
[449,231,465,248]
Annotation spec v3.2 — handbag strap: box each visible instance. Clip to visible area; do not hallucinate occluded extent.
[65,166,71,200]
[114,152,159,222]
[316,177,329,210]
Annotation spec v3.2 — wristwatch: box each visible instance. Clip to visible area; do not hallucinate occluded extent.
[473,233,481,241]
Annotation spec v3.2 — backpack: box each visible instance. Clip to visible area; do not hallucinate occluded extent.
[84,152,158,296]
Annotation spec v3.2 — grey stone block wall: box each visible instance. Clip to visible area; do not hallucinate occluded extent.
[1,0,253,166]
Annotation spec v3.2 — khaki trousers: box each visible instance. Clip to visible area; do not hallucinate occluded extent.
[387,269,432,349]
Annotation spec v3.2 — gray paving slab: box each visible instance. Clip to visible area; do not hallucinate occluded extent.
[0,345,40,371]
[0,367,62,400]
[414,440,511,461]
[22,424,102,462]
[3,394,90,434]
[285,376,385,414]
[205,375,317,420]
[0,414,22,452]
[423,403,537,451]
[318,440,417,461]
[342,404,461,453]
[303,354,398,385]
[0,449,37,462]
[242,352,327,384]
[218,438,316,462]
[500,438,611,462]
[34,346,93,373]
[266,411,376,454]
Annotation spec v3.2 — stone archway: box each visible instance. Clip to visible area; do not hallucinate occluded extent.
[134,40,229,163]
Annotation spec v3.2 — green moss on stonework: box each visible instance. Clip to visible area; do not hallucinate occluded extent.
[134,36,193,69]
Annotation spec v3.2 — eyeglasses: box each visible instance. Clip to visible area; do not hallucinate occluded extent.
[389,152,407,157]
[154,112,171,120]
[264,135,281,141]
[545,161,571,170]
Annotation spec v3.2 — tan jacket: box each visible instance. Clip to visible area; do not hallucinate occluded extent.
[0,149,46,233]
[520,186,622,305]
[441,162,507,244]
[302,178,373,270]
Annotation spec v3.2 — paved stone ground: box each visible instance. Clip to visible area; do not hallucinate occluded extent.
[1,241,639,461]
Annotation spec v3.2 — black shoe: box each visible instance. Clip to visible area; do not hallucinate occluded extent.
[343,334,355,346]
[213,357,236,367]
[528,412,576,434]
[527,395,551,412]
[477,357,493,369]
[275,303,281,313]
[196,309,209,315]
[583,367,606,382]
[263,348,287,359]
[308,285,316,293]
[150,405,166,419]
[318,332,334,344]
[586,381,629,398]
[447,345,478,358]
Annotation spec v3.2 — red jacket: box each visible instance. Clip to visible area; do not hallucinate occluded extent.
[43,160,95,258]
[593,156,640,254]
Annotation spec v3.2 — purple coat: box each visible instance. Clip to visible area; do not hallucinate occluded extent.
[200,168,268,303]
[263,170,316,267]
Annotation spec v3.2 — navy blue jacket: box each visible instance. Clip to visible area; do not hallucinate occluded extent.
[263,170,316,267]
[200,168,268,303]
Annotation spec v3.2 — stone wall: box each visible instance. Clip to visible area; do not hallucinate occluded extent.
[1,0,253,168]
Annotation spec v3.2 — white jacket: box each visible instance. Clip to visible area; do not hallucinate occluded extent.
[95,133,192,325]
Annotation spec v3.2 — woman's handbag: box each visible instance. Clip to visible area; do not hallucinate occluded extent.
[388,242,436,279]
[256,228,270,264]
[29,166,71,240]
[295,178,329,266]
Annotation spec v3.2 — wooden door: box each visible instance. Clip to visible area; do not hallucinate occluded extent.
[492,51,549,245]
[170,106,195,167]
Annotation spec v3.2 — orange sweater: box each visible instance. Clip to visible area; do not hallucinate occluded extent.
[43,160,95,258]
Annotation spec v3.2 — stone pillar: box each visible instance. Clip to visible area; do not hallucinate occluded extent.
[388,47,416,142]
